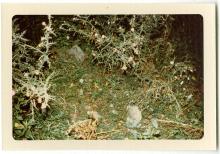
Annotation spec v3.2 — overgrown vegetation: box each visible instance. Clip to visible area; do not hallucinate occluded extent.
[12,15,203,140]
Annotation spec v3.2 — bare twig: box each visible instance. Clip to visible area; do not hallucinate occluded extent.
[157,119,203,131]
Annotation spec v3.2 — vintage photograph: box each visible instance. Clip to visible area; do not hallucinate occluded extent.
[12,14,204,140]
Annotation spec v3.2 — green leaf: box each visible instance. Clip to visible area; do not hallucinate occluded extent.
[14,122,24,129]
[16,115,23,120]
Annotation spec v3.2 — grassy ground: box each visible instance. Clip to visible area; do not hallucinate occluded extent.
[12,15,204,140]
[40,46,204,140]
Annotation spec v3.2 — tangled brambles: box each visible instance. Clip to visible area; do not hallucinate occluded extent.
[12,15,58,139]
[59,15,174,75]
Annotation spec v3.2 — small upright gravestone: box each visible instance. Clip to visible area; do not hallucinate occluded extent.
[67,45,85,63]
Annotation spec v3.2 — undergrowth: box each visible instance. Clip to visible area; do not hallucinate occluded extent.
[12,15,203,140]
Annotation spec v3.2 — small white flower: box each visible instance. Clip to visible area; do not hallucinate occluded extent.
[92,52,96,56]
[128,57,134,63]
[101,35,106,39]
[41,102,47,110]
[132,43,137,47]
[180,81,184,85]
[37,97,42,104]
[121,64,127,71]
[34,70,40,75]
[187,94,193,101]
[66,36,70,40]
[94,33,98,37]
[170,61,174,65]
[92,50,97,57]
[79,79,84,84]
[131,28,135,32]
[41,37,45,41]
[24,73,29,77]
[46,26,52,31]
[38,43,44,48]
[42,22,46,26]
[133,48,139,55]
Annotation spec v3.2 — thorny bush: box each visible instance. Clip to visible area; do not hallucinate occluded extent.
[12,15,57,139]
[58,15,175,76]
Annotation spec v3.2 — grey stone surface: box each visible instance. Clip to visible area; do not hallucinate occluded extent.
[68,45,85,63]
[126,105,142,128]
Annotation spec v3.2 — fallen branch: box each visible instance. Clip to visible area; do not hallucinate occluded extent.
[157,119,203,132]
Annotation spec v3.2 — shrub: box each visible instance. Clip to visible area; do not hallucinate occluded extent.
[58,15,174,76]
[12,15,57,139]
